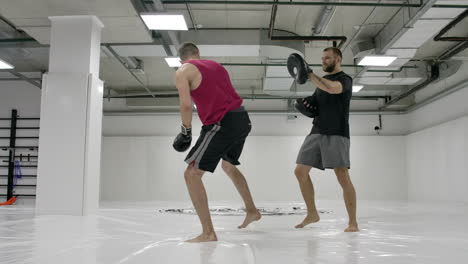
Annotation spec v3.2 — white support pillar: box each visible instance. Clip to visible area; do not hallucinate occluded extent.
[36,16,104,215]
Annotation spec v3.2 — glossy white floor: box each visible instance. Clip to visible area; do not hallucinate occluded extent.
[1,200,467,264]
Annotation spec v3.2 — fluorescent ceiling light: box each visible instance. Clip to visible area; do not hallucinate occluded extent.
[352,85,364,92]
[140,13,188,30]
[358,56,397,66]
[165,57,181,67]
[0,59,14,69]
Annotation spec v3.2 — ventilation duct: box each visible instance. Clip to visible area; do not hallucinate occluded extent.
[353,0,466,88]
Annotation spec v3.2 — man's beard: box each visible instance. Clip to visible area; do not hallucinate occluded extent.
[323,62,336,73]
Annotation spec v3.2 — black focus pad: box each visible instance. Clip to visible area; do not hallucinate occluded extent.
[303,95,317,107]
[173,133,192,152]
[294,98,319,118]
[287,53,312,85]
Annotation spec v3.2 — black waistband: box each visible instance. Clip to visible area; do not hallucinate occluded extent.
[229,106,245,113]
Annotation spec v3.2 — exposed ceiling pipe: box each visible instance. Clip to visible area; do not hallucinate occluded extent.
[130,0,170,56]
[105,77,468,116]
[161,0,427,8]
[350,0,440,91]
[161,0,467,8]
[184,0,198,30]
[312,0,336,36]
[433,3,468,8]
[0,39,46,49]
[439,41,468,61]
[0,17,43,85]
[188,26,345,47]
[268,0,279,39]
[340,0,384,52]
[270,35,347,49]
[267,0,347,48]
[131,0,179,56]
[158,33,175,56]
[381,25,468,110]
[380,63,439,110]
[0,16,18,32]
[104,45,156,98]
[0,78,41,81]
[189,27,300,36]
[147,0,181,51]
[375,0,437,54]
[0,38,37,43]
[0,30,343,50]
[0,15,31,39]
[221,62,416,73]
[3,70,42,89]
[404,77,468,113]
[433,9,468,42]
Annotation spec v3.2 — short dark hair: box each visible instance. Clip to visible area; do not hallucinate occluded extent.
[178,42,199,60]
[323,47,342,59]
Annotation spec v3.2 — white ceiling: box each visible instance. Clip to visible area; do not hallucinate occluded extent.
[0,0,467,112]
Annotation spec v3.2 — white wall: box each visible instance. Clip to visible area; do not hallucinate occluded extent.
[0,81,41,116]
[3,78,468,203]
[101,135,407,201]
[101,112,408,201]
[406,83,468,203]
[406,115,468,203]
[102,113,408,137]
[100,83,468,203]
[407,80,468,133]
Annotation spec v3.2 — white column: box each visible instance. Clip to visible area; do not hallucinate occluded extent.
[36,16,104,215]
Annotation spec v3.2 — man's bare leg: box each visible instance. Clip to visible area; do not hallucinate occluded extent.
[294,164,320,228]
[184,165,218,242]
[221,160,261,228]
[334,168,359,232]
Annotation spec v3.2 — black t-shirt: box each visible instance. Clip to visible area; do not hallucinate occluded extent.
[310,71,352,138]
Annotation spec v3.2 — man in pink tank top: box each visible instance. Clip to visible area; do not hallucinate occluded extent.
[172,42,261,242]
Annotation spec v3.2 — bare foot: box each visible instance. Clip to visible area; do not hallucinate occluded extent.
[238,210,262,229]
[344,224,359,232]
[185,232,218,243]
[295,212,320,228]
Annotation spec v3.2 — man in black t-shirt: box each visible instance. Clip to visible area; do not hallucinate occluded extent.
[294,47,359,232]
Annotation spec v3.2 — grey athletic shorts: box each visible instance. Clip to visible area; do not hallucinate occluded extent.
[296,134,350,170]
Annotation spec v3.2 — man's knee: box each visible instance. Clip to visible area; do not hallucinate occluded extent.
[295,165,311,181]
[184,165,204,181]
[221,160,237,175]
[334,168,351,186]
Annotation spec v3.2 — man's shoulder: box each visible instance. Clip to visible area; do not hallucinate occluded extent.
[333,72,353,88]
[186,59,224,70]
[176,63,200,79]
[323,71,350,80]
[336,71,352,80]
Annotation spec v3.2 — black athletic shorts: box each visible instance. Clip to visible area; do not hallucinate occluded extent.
[185,106,251,173]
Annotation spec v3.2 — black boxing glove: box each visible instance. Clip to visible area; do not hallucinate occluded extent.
[173,125,192,152]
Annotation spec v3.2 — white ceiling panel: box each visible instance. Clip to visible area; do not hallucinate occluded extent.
[422,7,465,19]
[392,19,452,48]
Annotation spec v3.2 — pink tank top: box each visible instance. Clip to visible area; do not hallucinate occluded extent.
[185,60,243,125]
